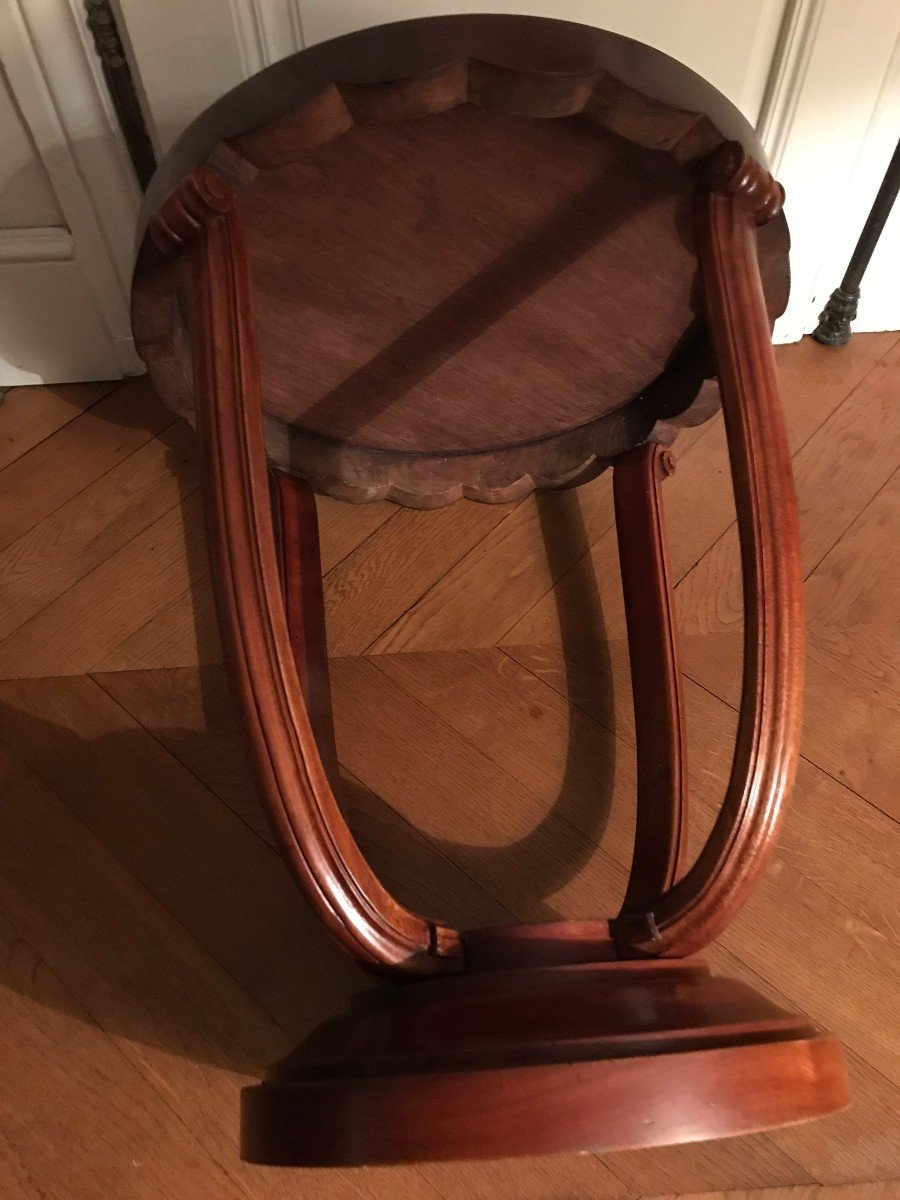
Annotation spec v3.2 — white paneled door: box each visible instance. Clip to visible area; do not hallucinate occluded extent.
[115,0,789,156]
[2,0,898,382]
[0,0,143,384]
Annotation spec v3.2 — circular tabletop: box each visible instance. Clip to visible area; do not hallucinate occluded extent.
[132,16,789,506]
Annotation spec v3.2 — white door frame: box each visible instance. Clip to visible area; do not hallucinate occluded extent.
[3,0,897,384]
[0,0,143,380]
[759,0,900,341]
[114,0,900,343]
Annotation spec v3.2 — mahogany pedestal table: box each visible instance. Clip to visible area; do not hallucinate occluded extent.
[130,15,850,1166]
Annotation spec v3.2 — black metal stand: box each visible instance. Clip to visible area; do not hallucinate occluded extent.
[85,0,157,190]
[813,137,900,346]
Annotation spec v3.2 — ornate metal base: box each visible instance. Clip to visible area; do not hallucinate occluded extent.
[812,285,861,347]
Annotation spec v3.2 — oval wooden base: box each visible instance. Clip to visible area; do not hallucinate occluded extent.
[241,959,848,1165]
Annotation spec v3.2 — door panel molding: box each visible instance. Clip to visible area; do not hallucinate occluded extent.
[230,0,304,72]
[0,227,74,262]
[756,0,826,174]
[757,0,900,339]
[0,0,143,378]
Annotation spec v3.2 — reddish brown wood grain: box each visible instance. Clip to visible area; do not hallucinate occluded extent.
[242,958,848,1165]
[613,443,688,911]
[156,168,462,978]
[145,145,805,972]
[132,18,790,508]
[270,470,340,791]
[613,147,804,957]
[130,19,841,1166]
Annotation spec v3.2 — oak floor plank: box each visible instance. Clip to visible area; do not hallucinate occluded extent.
[372,646,636,878]
[93,487,417,676]
[415,1154,631,1200]
[92,570,221,673]
[499,429,728,651]
[0,490,207,678]
[804,470,899,628]
[0,419,196,644]
[671,346,900,829]
[498,420,738,651]
[0,378,175,552]
[806,620,900,710]
[324,497,516,655]
[372,330,899,655]
[331,654,629,925]
[92,664,275,845]
[0,674,367,1041]
[384,640,900,946]
[504,637,900,957]
[0,742,441,1200]
[367,470,618,653]
[672,475,900,822]
[646,1184,900,1200]
[676,340,900,644]
[502,335,900,647]
[0,379,118,472]
[804,622,900,822]
[315,490,400,572]
[366,421,713,656]
[0,906,246,1200]
[800,473,899,820]
[93,492,404,673]
[677,624,900,825]
[92,664,512,931]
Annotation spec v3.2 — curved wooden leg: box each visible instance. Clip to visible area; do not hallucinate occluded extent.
[613,146,804,957]
[145,161,846,1168]
[613,443,688,912]
[149,168,462,978]
[270,469,340,792]
[153,147,804,975]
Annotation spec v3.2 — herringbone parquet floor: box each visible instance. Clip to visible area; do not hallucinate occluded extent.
[0,333,898,1200]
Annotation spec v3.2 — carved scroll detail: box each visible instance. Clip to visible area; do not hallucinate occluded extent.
[702,140,785,225]
[148,168,234,258]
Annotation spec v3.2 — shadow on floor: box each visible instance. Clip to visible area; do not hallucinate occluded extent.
[0,456,624,1073]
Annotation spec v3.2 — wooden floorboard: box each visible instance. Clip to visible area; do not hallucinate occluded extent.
[0,340,897,1198]
[0,379,119,473]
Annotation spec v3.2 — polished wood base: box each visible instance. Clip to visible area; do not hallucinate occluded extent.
[241,958,848,1165]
